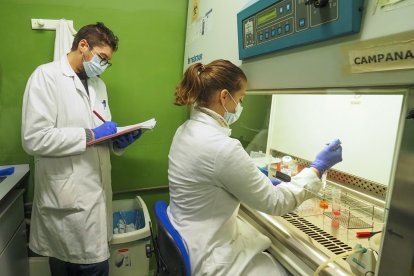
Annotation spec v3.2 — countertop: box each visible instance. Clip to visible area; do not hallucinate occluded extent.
[0,164,29,202]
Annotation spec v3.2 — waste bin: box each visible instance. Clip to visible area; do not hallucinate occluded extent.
[109,196,151,276]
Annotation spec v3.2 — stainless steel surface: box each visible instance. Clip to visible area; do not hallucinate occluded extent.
[377,89,414,275]
[239,204,353,276]
[0,222,29,276]
[281,212,353,254]
[0,189,25,254]
[0,167,29,276]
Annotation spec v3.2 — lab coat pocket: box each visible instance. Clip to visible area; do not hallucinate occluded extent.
[36,157,81,212]
[39,174,82,211]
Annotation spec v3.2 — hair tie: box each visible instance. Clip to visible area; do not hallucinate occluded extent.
[198,64,205,75]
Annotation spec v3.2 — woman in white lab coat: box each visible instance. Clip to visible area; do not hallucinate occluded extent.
[22,23,140,276]
[168,59,342,275]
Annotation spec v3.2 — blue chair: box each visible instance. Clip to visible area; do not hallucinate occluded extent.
[153,200,191,276]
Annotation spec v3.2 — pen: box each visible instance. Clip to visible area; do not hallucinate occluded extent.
[93,110,106,123]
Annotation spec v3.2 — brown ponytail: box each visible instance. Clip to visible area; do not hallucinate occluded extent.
[174,63,204,106]
[174,59,247,106]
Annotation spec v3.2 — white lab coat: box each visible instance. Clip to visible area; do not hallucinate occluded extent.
[168,109,322,275]
[22,55,117,264]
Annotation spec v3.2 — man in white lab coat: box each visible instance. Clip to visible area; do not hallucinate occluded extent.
[21,22,141,276]
[168,60,342,275]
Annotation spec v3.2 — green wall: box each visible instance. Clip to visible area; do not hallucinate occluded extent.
[0,1,188,201]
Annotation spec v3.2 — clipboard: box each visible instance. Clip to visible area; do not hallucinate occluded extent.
[87,118,156,146]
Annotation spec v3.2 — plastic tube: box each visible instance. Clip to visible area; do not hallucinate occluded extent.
[313,246,367,275]
[331,187,341,217]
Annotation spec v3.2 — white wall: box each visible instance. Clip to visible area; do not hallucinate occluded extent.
[183,0,252,71]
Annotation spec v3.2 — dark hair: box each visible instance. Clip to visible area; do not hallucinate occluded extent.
[175,59,247,106]
[71,22,119,51]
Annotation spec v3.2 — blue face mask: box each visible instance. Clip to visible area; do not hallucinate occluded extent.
[83,51,109,78]
[223,93,243,125]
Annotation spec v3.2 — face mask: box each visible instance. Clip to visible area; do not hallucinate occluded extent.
[223,93,243,125]
[83,52,109,78]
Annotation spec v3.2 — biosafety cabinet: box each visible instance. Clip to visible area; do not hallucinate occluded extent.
[184,0,414,275]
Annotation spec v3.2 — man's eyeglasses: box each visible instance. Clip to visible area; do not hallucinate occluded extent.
[91,49,112,67]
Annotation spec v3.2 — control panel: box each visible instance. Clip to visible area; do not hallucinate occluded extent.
[237,0,364,59]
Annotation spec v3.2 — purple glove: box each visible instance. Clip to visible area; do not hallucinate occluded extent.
[115,129,142,149]
[309,139,343,175]
[92,121,117,139]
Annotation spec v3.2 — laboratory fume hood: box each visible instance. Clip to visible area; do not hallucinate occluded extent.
[184,0,414,275]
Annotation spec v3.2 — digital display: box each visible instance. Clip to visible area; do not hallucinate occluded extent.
[257,8,276,26]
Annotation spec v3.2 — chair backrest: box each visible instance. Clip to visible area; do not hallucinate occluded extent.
[154,200,191,276]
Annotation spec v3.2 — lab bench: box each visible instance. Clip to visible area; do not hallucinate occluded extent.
[0,164,30,276]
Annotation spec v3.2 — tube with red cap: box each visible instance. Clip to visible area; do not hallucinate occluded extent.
[356,231,382,238]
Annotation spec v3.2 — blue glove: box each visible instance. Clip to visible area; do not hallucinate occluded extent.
[309,138,343,175]
[0,167,15,176]
[115,129,142,149]
[269,177,282,186]
[92,121,117,139]
[258,166,268,176]
[258,167,282,186]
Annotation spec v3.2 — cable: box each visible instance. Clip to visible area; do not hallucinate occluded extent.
[313,246,367,275]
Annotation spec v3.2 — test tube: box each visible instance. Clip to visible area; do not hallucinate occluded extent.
[319,172,329,209]
[321,171,328,190]
[331,187,341,217]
